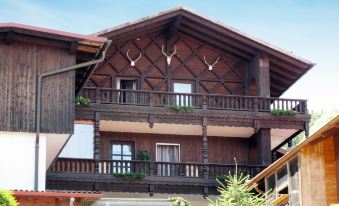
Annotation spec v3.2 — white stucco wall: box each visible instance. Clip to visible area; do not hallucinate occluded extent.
[59,124,94,159]
[0,132,46,191]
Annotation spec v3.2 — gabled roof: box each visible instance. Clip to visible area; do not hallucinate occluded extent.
[95,7,314,97]
[248,115,339,185]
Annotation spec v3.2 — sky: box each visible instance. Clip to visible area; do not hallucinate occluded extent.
[1,0,338,112]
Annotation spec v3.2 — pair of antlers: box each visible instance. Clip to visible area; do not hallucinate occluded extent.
[162,45,177,65]
[203,56,219,70]
[126,49,142,67]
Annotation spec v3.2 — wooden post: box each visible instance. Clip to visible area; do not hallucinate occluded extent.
[94,112,100,173]
[202,116,209,196]
[252,53,270,97]
[95,87,101,104]
[202,95,208,110]
[256,128,272,166]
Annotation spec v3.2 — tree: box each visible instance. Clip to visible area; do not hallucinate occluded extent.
[209,160,270,206]
[0,189,18,206]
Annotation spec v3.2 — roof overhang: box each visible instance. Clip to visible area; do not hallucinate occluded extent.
[95,7,314,97]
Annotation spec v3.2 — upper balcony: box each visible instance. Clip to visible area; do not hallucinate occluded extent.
[77,87,309,131]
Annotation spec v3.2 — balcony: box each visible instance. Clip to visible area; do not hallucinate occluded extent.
[76,88,309,130]
[47,158,265,191]
[80,88,307,113]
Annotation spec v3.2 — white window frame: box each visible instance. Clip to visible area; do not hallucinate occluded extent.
[155,143,181,162]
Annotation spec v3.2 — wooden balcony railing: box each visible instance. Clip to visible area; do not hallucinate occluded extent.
[79,87,308,114]
[49,158,266,180]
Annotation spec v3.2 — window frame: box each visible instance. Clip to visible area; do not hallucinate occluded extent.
[155,143,181,162]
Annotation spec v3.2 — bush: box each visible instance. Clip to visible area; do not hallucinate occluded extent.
[169,197,191,206]
[164,105,194,112]
[112,172,145,180]
[137,150,152,161]
[270,109,296,116]
[0,189,18,206]
[75,96,91,107]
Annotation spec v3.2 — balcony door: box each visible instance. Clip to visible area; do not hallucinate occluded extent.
[156,143,180,176]
[173,82,192,106]
[111,142,134,173]
[117,79,137,104]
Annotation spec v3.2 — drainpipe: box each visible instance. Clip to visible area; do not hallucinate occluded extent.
[34,40,111,191]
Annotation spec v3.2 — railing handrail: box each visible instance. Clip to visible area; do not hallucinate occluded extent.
[81,87,308,101]
[52,158,265,168]
[80,87,308,113]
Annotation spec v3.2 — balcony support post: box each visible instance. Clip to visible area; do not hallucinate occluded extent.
[94,112,101,173]
[202,116,209,197]
[256,128,272,166]
[95,87,101,104]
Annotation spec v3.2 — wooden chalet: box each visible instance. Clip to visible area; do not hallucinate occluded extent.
[46,7,314,197]
[248,115,339,206]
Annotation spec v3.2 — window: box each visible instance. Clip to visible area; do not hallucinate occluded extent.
[111,142,134,173]
[116,79,137,104]
[156,143,180,176]
[264,156,301,206]
[173,82,192,106]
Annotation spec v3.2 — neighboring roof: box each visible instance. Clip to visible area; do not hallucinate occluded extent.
[95,7,314,97]
[248,115,339,185]
[0,22,106,43]
[13,190,102,199]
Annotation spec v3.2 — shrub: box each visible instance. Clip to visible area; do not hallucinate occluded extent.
[137,150,152,161]
[164,105,194,112]
[270,109,296,116]
[169,197,191,206]
[0,189,18,206]
[75,96,91,107]
[112,172,145,180]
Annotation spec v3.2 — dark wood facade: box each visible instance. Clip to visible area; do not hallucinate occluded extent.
[100,132,250,164]
[87,30,249,96]
[0,40,75,133]
[0,23,106,134]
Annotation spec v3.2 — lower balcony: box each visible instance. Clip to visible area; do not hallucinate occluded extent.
[47,158,265,195]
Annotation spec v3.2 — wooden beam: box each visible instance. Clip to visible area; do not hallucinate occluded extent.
[180,19,256,55]
[178,30,253,60]
[94,112,101,173]
[251,53,270,97]
[166,15,183,40]
[256,128,271,166]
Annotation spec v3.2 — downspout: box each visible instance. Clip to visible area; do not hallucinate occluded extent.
[34,40,111,191]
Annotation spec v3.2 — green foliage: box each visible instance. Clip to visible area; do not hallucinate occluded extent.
[270,109,296,116]
[112,172,145,180]
[164,105,194,112]
[209,160,270,206]
[169,197,192,206]
[0,189,18,206]
[137,150,152,161]
[75,96,91,107]
[216,175,226,183]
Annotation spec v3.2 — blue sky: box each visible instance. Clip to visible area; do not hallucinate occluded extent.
[1,0,339,111]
